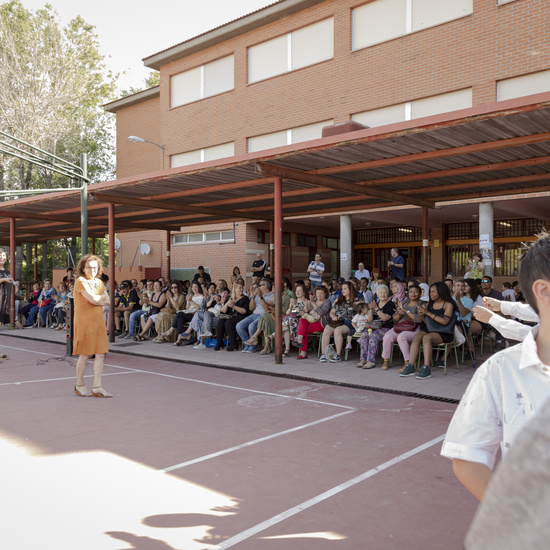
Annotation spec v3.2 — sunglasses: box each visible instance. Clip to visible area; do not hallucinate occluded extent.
[481,280,490,283]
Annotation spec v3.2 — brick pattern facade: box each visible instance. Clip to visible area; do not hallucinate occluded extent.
[111,0,550,284]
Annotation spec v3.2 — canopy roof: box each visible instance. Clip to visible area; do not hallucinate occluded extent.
[2,92,550,245]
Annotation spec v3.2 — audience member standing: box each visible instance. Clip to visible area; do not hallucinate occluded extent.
[307,252,325,288]
[251,253,266,279]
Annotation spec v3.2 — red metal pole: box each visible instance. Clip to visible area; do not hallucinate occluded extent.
[33,242,38,282]
[274,177,283,364]
[9,218,15,325]
[422,206,429,282]
[108,203,115,343]
[269,220,274,277]
[166,230,171,280]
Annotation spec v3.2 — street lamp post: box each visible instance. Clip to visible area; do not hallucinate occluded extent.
[128,135,165,170]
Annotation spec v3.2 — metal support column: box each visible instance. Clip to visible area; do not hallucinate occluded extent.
[91,237,96,255]
[80,153,88,256]
[274,177,283,364]
[33,243,38,282]
[422,207,429,281]
[479,202,494,278]
[269,221,274,277]
[9,219,15,325]
[166,230,171,280]
[108,203,115,343]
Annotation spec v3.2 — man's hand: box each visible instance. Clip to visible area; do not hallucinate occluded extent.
[473,305,494,324]
[482,296,502,312]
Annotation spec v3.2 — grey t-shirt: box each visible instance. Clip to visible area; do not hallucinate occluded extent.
[465,396,550,550]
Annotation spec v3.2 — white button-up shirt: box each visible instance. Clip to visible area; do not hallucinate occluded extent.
[441,326,550,470]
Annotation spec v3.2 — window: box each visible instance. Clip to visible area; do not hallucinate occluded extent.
[352,0,472,50]
[297,234,317,248]
[445,218,545,240]
[355,226,424,244]
[248,18,333,83]
[171,55,234,108]
[498,0,519,4]
[248,120,332,153]
[173,230,235,245]
[171,142,234,168]
[257,230,290,245]
[497,70,550,101]
[352,89,472,128]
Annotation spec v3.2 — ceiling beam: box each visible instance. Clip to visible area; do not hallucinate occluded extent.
[255,162,435,208]
[357,155,550,188]
[91,192,274,222]
[312,131,550,176]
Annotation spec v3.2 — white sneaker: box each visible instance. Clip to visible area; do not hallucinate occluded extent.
[193,343,206,350]
[200,331,212,338]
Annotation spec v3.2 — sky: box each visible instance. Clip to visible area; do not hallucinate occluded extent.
[19,0,275,93]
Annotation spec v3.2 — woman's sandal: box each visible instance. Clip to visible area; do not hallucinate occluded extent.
[74,384,91,397]
[0,354,9,360]
[356,361,367,368]
[260,345,271,355]
[133,334,146,341]
[244,336,258,346]
[92,386,112,398]
[297,353,308,360]
[381,360,391,371]
[283,349,291,357]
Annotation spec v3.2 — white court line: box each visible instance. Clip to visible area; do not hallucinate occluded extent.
[211,434,446,550]
[160,409,356,473]
[104,363,356,410]
[0,371,135,387]
[3,344,354,411]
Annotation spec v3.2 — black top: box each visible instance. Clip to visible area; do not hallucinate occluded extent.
[192,272,212,283]
[251,259,266,278]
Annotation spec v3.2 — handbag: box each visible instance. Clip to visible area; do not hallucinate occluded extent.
[208,307,221,317]
[393,318,415,334]
[328,319,344,328]
[38,299,53,309]
[425,313,456,335]
[302,311,320,324]
[367,320,383,330]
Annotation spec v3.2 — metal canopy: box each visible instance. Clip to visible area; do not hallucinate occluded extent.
[1,92,550,244]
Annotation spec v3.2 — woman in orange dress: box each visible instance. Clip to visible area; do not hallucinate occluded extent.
[73,254,111,397]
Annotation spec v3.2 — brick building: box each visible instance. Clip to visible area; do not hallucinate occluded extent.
[104,0,550,285]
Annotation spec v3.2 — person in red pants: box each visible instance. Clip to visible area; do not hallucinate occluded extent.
[296,286,332,359]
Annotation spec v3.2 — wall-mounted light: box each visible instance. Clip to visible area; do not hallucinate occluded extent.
[128,135,165,169]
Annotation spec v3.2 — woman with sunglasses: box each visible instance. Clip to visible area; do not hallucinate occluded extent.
[153,281,186,342]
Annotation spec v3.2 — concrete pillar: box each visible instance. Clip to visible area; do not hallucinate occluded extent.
[340,214,352,279]
[479,202,494,278]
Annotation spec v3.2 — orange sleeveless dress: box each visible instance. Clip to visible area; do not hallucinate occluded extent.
[72,276,109,356]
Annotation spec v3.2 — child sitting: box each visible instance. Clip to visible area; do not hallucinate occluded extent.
[345,302,370,350]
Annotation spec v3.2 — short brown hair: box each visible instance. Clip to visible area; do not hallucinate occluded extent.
[76,254,104,278]
[519,230,550,314]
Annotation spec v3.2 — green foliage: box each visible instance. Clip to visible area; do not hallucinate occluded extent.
[120,70,160,97]
[0,0,118,189]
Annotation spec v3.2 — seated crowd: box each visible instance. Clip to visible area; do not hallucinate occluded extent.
[14,256,527,380]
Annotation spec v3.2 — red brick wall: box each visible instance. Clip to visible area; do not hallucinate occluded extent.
[112,0,550,281]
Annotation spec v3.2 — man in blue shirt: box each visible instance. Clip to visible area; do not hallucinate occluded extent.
[388,248,405,280]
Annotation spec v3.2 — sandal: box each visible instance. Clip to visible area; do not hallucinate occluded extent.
[244,336,259,346]
[381,360,390,371]
[92,386,112,398]
[363,362,376,369]
[399,365,407,374]
[74,384,91,397]
[356,361,367,368]
[260,345,271,355]
[283,349,291,357]
[297,353,308,360]
[0,354,9,360]
[133,334,146,341]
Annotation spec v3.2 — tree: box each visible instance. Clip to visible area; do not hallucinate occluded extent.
[0,1,118,278]
[120,70,160,97]
[0,0,117,190]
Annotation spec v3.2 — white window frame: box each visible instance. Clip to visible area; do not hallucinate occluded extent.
[173,230,235,246]
[170,142,234,169]
[171,54,234,108]
[248,18,334,84]
[352,0,472,51]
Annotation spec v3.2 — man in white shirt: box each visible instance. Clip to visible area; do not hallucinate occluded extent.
[307,253,325,287]
[441,231,550,502]
[355,262,370,280]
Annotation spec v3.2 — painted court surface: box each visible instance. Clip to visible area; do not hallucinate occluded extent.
[0,336,477,549]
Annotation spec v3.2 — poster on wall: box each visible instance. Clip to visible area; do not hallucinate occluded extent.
[479,233,493,265]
